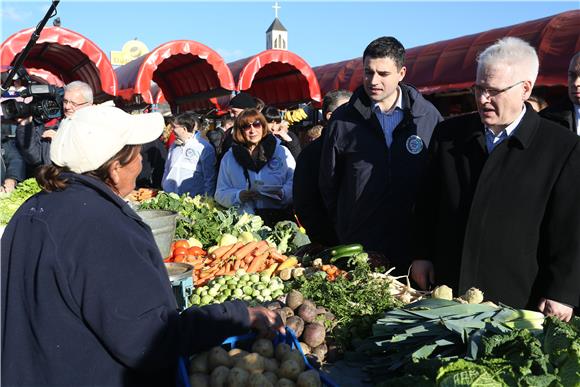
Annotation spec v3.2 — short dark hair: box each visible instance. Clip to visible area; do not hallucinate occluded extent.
[322,89,353,117]
[363,36,406,70]
[173,112,201,133]
[262,106,281,123]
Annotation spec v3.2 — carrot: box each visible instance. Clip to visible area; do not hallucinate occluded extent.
[211,243,236,260]
[221,242,244,261]
[233,258,242,271]
[233,241,259,260]
[247,252,269,273]
[269,248,286,263]
[244,253,256,264]
[254,241,270,256]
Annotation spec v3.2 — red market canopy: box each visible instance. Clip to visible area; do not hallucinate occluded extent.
[314,10,580,96]
[229,49,321,108]
[115,40,235,112]
[0,26,117,99]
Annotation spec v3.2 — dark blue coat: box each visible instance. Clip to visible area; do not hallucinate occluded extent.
[319,84,442,272]
[1,174,250,386]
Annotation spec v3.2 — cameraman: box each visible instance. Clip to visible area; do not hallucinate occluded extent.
[16,81,93,167]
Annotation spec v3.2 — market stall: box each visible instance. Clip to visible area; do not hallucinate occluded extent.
[0,26,118,102]
[114,40,235,113]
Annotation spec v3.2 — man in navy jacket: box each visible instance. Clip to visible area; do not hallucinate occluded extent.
[319,36,442,273]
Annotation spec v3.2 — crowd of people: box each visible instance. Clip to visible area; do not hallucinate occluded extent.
[1,34,579,385]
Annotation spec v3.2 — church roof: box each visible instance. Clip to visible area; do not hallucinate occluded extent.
[266,18,287,32]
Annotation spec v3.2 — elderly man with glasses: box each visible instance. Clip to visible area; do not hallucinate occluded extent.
[411,37,580,322]
[16,81,93,168]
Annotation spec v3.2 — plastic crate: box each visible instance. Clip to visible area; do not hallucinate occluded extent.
[178,328,338,387]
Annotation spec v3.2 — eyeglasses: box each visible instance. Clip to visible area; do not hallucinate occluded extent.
[471,81,524,98]
[241,120,262,130]
[63,98,89,108]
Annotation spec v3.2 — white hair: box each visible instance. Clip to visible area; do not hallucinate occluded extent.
[64,81,94,104]
[477,37,539,87]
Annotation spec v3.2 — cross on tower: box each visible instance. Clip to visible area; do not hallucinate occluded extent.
[272,2,281,18]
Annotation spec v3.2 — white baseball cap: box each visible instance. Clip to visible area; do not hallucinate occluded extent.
[51,105,164,173]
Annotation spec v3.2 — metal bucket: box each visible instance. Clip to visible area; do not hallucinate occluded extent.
[137,210,178,258]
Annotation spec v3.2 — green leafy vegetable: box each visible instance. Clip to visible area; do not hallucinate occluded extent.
[0,178,41,225]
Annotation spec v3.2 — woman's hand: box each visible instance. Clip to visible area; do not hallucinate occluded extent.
[248,306,286,339]
[239,190,258,202]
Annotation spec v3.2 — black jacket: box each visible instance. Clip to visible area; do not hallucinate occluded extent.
[413,107,580,309]
[293,137,338,246]
[15,121,56,167]
[540,99,577,133]
[137,138,168,189]
[277,131,301,160]
[1,174,250,386]
[319,84,442,272]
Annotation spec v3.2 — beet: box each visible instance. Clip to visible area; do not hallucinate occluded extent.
[302,323,325,348]
[286,316,305,337]
[286,290,304,310]
[296,303,317,323]
[311,343,328,362]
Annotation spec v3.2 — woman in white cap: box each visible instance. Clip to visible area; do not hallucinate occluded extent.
[1,105,284,386]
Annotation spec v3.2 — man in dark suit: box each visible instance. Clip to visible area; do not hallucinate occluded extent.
[540,51,580,133]
[411,37,580,322]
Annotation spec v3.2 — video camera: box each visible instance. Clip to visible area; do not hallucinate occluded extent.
[1,69,64,123]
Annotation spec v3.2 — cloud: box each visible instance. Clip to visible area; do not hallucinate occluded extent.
[215,48,245,60]
[1,6,31,22]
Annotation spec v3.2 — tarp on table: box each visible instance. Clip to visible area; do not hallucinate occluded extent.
[313,10,580,96]
[1,26,117,100]
[115,40,235,112]
[229,49,321,108]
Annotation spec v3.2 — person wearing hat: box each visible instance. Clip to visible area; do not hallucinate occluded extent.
[0,105,284,386]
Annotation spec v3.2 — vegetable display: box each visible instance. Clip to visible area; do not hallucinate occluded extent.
[0,178,41,225]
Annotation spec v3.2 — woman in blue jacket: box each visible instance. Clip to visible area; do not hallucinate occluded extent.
[1,105,283,387]
[215,109,295,226]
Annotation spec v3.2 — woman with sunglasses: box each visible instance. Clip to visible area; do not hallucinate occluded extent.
[215,109,295,226]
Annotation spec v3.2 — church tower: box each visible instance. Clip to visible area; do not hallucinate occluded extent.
[266,2,288,50]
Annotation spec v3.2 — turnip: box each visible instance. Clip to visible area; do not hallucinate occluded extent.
[225,367,249,387]
[296,370,322,387]
[286,316,305,337]
[189,373,209,387]
[302,323,326,348]
[285,290,304,310]
[275,343,292,361]
[209,366,229,387]
[278,359,301,381]
[252,338,274,358]
[207,347,232,370]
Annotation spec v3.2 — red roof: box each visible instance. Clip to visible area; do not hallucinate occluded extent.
[115,40,234,112]
[314,10,580,96]
[229,49,321,108]
[1,26,117,97]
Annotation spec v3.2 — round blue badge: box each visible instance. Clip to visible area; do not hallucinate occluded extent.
[269,156,282,170]
[406,135,424,155]
[185,148,195,159]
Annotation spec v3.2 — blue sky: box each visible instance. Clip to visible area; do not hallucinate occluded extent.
[1,1,577,68]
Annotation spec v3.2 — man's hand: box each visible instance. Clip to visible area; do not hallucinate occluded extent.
[248,306,285,339]
[538,297,574,322]
[410,259,435,290]
[1,178,17,193]
[41,129,57,140]
[16,116,33,126]
[239,190,258,202]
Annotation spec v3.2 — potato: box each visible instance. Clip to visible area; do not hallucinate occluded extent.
[281,350,306,372]
[234,352,265,373]
[286,316,305,337]
[264,371,279,385]
[190,352,209,373]
[209,365,229,387]
[252,338,275,358]
[277,378,296,387]
[225,367,249,387]
[208,346,232,370]
[264,357,280,372]
[296,370,321,387]
[227,348,248,361]
[189,373,209,387]
[247,372,274,387]
[302,323,326,348]
[275,343,292,362]
[278,359,301,381]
